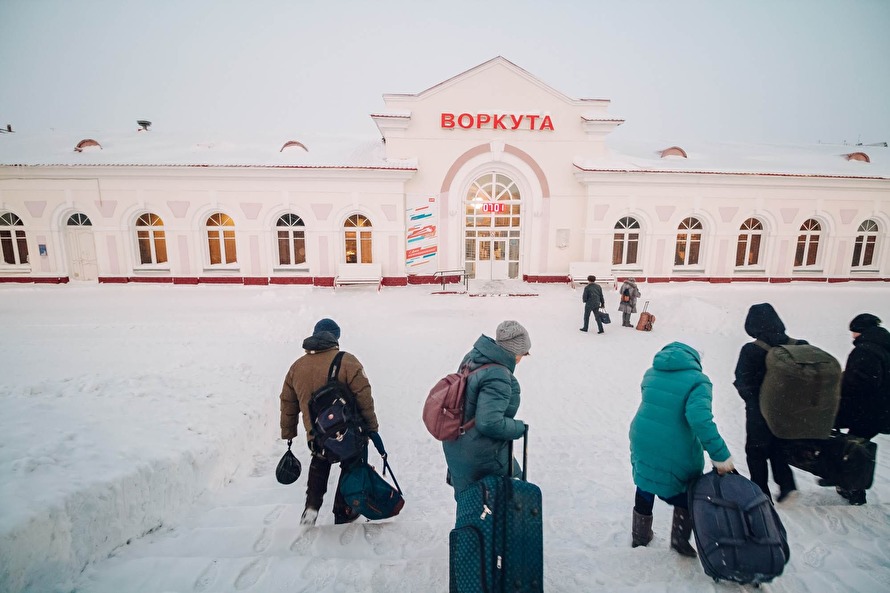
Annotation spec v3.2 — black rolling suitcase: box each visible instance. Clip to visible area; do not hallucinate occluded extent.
[688,470,789,585]
[782,431,877,491]
[449,428,543,593]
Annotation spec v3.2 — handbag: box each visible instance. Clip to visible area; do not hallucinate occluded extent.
[598,308,611,324]
[340,434,405,520]
[275,439,302,485]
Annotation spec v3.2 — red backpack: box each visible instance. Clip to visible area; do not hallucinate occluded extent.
[423,364,498,441]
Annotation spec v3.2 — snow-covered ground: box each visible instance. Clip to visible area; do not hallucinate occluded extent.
[1,281,888,593]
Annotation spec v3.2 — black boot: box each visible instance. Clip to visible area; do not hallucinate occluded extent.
[631,510,653,548]
[670,507,697,557]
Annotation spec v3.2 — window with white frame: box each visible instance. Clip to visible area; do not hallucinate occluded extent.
[276,214,306,266]
[344,214,372,264]
[851,219,879,268]
[206,213,237,265]
[736,218,764,267]
[794,218,821,267]
[0,212,29,265]
[136,213,168,265]
[674,217,703,266]
[612,217,640,265]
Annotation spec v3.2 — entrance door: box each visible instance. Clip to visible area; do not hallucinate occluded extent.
[464,172,522,280]
[474,236,509,280]
[66,227,98,281]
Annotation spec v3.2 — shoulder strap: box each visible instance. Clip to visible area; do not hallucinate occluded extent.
[755,338,798,352]
[327,351,346,382]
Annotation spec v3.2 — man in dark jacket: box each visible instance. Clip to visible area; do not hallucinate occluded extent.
[279,318,380,526]
[832,313,890,505]
[733,303,799,502]
[580,276,606,334]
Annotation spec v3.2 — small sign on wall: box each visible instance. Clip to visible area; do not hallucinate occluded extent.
[38,244,48,256]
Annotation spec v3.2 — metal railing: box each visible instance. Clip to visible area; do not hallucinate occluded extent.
[433,268,470,291]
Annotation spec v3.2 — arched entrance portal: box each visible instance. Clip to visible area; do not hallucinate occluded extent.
[464,172,522,280]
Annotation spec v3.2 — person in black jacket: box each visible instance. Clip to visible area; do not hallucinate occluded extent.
[831,313,890,505]
[580,276,606,334]
[733,303,799,502]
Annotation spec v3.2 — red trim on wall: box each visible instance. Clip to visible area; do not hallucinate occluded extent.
[314,277,335,287]
[382,277,408,287]
[98,277,129,284]
[244,277,270,285]
[0,276,69,284]
[270,277,313,285]
[173,277,200,285]
[524,274,572,283]
[198,277,244,284]
[129,276,174,283]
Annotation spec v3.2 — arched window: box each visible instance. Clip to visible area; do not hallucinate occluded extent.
[0,212,29,265]
[612,217,640,265]
[852,219,879,268]
[136,213,168,265]
[674,217,703,266]
[206,213,237,265]
[277,213,306,266]
[344,214,372,264]
[67,213,92,226]
[736,218,764,267]
[464,172,522,279]
[794,218,822,267]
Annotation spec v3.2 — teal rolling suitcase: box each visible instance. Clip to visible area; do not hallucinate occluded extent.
[449,429,543,593]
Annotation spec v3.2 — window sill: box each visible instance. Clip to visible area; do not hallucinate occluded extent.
[133,266,171,274]
[733,267,766,274]
[792,268,824,275]
[202,265,241,273]
[272,266,309,273]
[0,265,32,275]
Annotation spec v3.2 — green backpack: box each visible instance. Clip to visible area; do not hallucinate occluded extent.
[756,339,841,439]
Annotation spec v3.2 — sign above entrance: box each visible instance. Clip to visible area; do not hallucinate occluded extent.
[481,202,507,213]
[441,112,554,131]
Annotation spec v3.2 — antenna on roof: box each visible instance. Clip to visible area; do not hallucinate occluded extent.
[0,124,12,134]
[136,120,152,131]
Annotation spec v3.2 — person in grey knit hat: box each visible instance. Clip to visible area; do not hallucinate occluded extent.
[442,320,530,496]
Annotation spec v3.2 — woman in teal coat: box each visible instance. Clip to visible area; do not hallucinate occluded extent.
[629,341,734,556]
[443,320,530,497]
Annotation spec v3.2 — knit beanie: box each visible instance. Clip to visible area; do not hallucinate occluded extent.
[849,313,881,333]
[496,320,531,357]
[313,318,341,339]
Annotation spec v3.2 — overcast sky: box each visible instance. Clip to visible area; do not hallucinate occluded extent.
[1,0,888,146]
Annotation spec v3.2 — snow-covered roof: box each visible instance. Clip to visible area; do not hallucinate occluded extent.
[1,126,887,180]
[0,128,417,170]
[581,139,890,180]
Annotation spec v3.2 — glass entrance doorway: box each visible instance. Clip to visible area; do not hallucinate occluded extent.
[464,173,522,280]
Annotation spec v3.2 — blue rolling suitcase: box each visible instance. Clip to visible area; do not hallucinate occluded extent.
[688,470,789,586]
[449,429,543,593]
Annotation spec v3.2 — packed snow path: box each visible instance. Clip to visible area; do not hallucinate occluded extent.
[1,283,888,592]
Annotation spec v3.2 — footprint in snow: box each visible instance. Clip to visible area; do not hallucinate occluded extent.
[253,527,271,553]
[234,557,267,591]
[263,504,285,525]
[193,559,219,592]
[804,544,829,568]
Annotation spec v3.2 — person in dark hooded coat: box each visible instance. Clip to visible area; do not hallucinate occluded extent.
[733,303,802,502]
[831,313,890,505]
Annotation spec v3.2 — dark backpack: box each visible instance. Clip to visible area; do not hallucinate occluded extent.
[309,351,367,462]
[422,363,498,441]
[339,435,405,520]
[756,339,841,439]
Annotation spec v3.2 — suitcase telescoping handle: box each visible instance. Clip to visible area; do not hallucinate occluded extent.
[641,300,650,313]
[507,424,529,481]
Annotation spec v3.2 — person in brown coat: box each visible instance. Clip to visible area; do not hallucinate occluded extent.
[279,318,379,526]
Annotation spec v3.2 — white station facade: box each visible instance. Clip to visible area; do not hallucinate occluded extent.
[1,57,888,287]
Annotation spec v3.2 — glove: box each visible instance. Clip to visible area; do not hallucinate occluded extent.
[712,456,735,475]
[368,431,386,457]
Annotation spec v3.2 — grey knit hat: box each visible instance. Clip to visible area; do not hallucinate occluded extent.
[496,320,531,357]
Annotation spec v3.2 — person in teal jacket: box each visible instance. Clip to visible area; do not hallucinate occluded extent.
[443,320,530,497]
[629,341,734,556]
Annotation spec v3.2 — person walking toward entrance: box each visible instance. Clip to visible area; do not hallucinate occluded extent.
[618,277,642,327]
[279,318,380,526]
[580,276,606,334]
